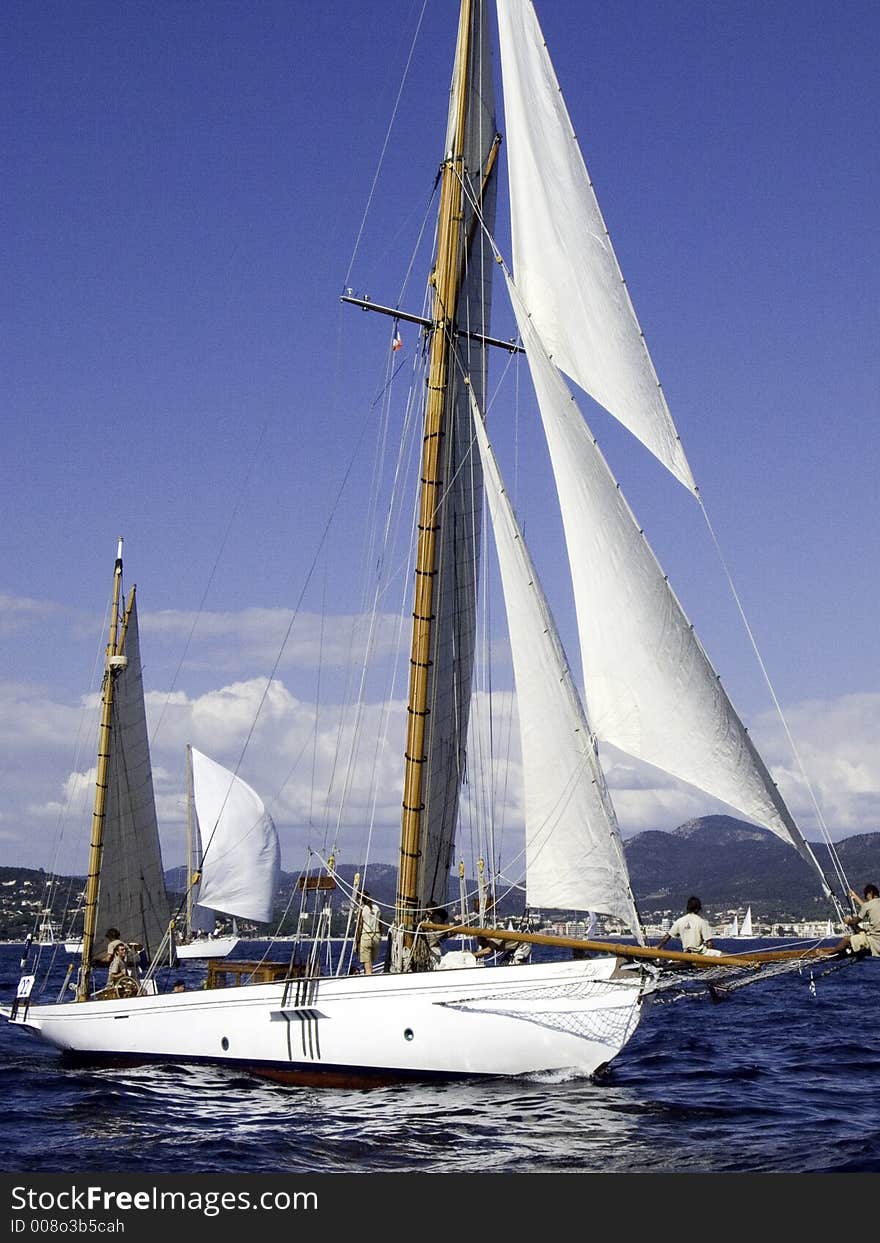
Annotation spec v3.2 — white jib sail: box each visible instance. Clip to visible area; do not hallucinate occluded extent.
[190,748,280,924]
[507,278,822,877]
[469,389,642,936]
[496,0,695,492]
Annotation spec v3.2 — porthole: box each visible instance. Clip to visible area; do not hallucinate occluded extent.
[221,1036,229,1051]
[404,1028,414,1042]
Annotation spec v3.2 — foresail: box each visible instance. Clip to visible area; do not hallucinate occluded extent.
[95,597,171,957]
[470,391,642,936]
[496,0,695,492]
[508,278,825,882]
[190,748,280,924]
[417,0,497,909]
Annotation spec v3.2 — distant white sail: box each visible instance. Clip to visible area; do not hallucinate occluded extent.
[471,391,641,934]
[190,749,280,924]
[497,0,696,491]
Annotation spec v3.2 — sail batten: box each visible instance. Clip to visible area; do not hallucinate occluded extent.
[497,0,696,492]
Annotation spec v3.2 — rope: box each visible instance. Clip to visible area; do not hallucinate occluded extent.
[697,498,850,915]
[342,1,429,293]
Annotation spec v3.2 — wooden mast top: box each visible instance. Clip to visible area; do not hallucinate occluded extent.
[395,0,474,947]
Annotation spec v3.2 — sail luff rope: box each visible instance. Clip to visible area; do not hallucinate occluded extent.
[696,496,850,916]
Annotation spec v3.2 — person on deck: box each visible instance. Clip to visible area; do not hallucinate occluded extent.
[356,891,382,976]
[93,927,124,966]
[424,907,451,967]
[655,896,721,956]
[106,941,131,989]
[834,884,880,958]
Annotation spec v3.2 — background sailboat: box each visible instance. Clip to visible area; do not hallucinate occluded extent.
[175,746,281,960]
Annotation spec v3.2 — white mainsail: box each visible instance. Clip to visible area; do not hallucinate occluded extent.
[497,0,695,492]
[471,392,641,935]
[507,278,824,882]
[189,748,280,924]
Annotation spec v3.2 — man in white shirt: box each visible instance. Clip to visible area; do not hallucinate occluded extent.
[656,896,721,956]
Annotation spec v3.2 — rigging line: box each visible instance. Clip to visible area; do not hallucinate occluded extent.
[462,373,642,935]
[41,587,116,929]
[216,364,388,830]
[697,496,850,911]
[319,344,415,855]
[148,416,271,750]
[342,0,429,292]
[479,253,839,913]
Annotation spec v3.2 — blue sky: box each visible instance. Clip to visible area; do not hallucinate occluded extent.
[2,0,878,878]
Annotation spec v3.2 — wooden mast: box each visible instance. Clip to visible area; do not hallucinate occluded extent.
[395,0,474,949]
[77,538,126,1001]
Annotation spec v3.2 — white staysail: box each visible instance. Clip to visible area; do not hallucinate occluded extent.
[507,278,823,880]
[471,392,641,935]
[190,748,280,924]
[497,0,695,492]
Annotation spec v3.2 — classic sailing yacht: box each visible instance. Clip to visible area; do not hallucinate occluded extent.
[175,747,281,960]
[4,1,848,1085]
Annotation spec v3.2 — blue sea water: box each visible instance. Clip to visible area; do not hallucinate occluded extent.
[1,940,878,1177]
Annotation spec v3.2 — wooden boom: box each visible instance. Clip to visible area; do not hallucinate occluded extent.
[422,923,841,970]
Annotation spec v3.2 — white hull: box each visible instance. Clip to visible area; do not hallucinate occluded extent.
[64,939,83,955]
[5,957,647,1086]
[175,936,239,960]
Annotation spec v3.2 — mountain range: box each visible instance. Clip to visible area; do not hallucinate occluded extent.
[2,816,876,939]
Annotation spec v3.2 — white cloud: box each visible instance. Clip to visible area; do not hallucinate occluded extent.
[0,593,64,636]
[749,693,880,836]
[141,607,405,674]
[1,624,876,878]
